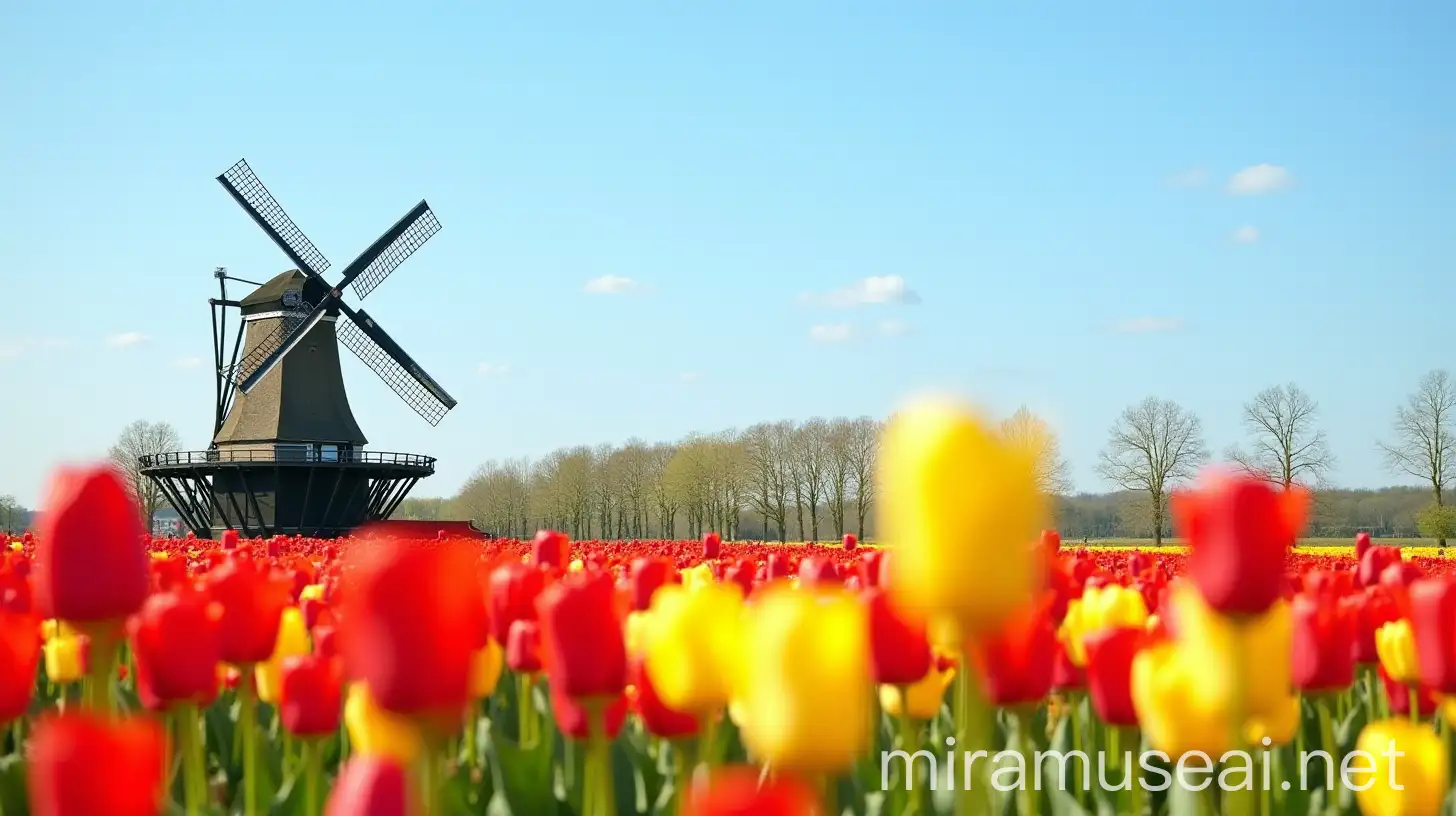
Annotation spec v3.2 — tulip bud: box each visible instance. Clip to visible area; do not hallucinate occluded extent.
[220,529,239,550]
[536,572,628,699]
[842,533,857,551]
[702,532,722,560]
[326,756,416,816]
[279,654,343,737]
[28,712,166,815]
[531,530,571,569]
[506,619,542,674]
[33,465,149,623]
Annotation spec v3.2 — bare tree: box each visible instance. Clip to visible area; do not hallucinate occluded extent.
[845,417,880,539]
[824,419,856,536]
[108,420,182,527]
[1379,369,1456,547]
[789,419,830,540]
[0,495,22,533]
[1226,384,1334,489]
[1096,398,1208,545]
[743,423,792,541]
[999,406,1073,496]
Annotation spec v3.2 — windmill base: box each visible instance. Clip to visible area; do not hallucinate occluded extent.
[140,450,436,539]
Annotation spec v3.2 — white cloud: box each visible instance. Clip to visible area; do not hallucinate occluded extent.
[809,323,854,344]
[1232,225,1260,244]
[1227,164,1292,195]
[583,275,642,295]
[477,362,511,377]
[678,371,704,384]
[1111,317,1185,334]
[106,332,149,348]
[170,356,204,370]
[802,275,920,308]
[879,319,913,337]
[1167,167,1209,188]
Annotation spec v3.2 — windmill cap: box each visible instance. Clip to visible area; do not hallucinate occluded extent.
[240,270,310,314]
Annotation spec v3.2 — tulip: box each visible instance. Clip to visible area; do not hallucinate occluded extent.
[536,570,628,700]
[487,562,546,645]
[1291,590,1356,693]
[1132,640,1234,757]
[1409,577,1456,693]
[974,598,1055,709]
[630,658,699,739]
[43,631,87,685]
[531,529,571,569]
[326,756,416,816]
[1358,545,1403,589]
[1059,584,1149,666]
[1171,468,1307,616]
[683,563,717,593]
[1083,626,1143,726]
[641,581,742,717]
[628,557,678,612]
[1354,531,1372,562]
[1349,586,1400,664]
[702,531,722,560]
[765,553,793,581]
[879,660,955,721]
[1376,619,1420,685]
[0,609,40,723]
[842,533,858,551]
[339,538,487,728]
[1351,720,1448,816]
[280,654,343,737]
[127,588,222,711]
[506,619,542,673]
[203,555,292,665]
[1166,585,1294,724]
[344,683,423,765]
[550,686,629,740]
[255,605,311,705]
[1051,639,1085,692]
[721,558,756,598]
[1243,688,1301,747]
[737,585,871,774]
[28,712,165,816]
[878,396,1048,635]
[469,638,504,700]
[797,556,841,588]
[1379,667,1439,720]
[864,588,932,686]
[220,529,240,551]
[32,465,149,624]
[683,766,822,816]
[857,551,884,588]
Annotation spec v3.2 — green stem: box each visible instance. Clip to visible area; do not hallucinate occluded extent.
[1408,684,1421,724]
[1316,697,1337,800]
[698,712,719,772]
[1223,624,1253,816]
[463,700,479,768]
[239,673,260,816]
[517,673,537,748]
[954,648,991,816]
[1014,711,1037,816]
[672,738,697,807]
[303,739,321,816]
[179,704,207,816]
[588,700,615,816]
[81,628,119,715]
[1068,693,1084,807]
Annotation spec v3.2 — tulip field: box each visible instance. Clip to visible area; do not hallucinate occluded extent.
[6,401,1456,815]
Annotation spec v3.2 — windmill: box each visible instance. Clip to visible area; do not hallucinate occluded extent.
[140,159,458,538]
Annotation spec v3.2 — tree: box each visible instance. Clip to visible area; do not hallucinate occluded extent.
[789,419,830,540]
[1096,398,1208,545]
[844,417,880,539]
[1226,384,1333,489]
[1378,369,1455,547]
[999,406,1073,496]
[0,495,21,533]
[392,497,443,521]
[1416,503,1456,544]
[108,420,182,527]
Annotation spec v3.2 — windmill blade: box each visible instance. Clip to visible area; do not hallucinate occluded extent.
[217,159,332,277]
[333,200,441,300]
[335,303,457,426]
[236,299,331,394]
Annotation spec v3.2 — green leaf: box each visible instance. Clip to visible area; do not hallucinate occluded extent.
[485,723,556,816]
[0,754,29,816]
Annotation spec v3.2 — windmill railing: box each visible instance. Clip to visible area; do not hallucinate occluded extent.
[141,449,437,469]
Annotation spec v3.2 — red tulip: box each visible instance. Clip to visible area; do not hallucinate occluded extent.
[202,554,292,665]
[536,571,628,699]
[487,562,547,645]
[506,619,542,673]
[629,659,698,739]
[1051,638,1085,692]
[842,533,858,551]
[531,530,571,569]
[857,551,884,588]
[765,553,792,581]
[1083,626,1143,726]
[721,558,756,598]
[127,588,222,711]
[1379,665,1438,718]
[279,654,343,737]
[220,529,239,551]
[974,597,1055,708]
[702,532,722,560]
[864,588,932,686]
[1171,470,1307,616]
[797,556,840,588]
[0,608,40,723]
[1040,530,1061,563]
[1291,591,1356,693]
[28,712,165,816]
[1354,532,1372,562]
[550,685,628,740]
[339,538,487,723]
[1357,546,1402,588]
[1347,587,1399,664]
[1409,578,1456,693]
[33,465,149,623]
[683,766,822,816]
[326,756,416,816]
[628,558,678,612]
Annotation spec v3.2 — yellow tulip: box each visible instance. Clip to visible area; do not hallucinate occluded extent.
[737,585,871,774]
[568,559,585,573]
[879,664,955,721]
[1352,719,1448,816]
[879,397,1047,635]
[344,683,423,764]
[254,606,311,704]
[7,542,21,553]
[1059,584,1149,665]
[298,584,325,602]
[1440,695,1456,729]
[1376,620,1420,685]
[623,610,650,658]
[44,636,86,685]
[1167,583,1293,723]
[1131,641,1233,758]
[683,563,716,594]
[1244,689,1301,747]
[469,640,504,699]
[642,583,744,716]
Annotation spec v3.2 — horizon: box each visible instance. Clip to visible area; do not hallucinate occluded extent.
[3,3,1453,509]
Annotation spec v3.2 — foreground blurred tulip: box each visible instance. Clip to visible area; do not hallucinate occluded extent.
[326,756,416,816]
[282,654,344,815]
[630,658,699,739]
[737,585,871,774]
[487,562,546,645]
[43,631,86,685]
[865,588,932,686]
[340,538,487,729]
[468,638,504,700]
[203,555,292,665]
[33,465,150,712]
[1168,585,1293,724]
[28,712,165,816]
[702,531,722,560]
[1131,640,1233,757]
[127,588,221,711]
[531,529,571,569]
[537,570,629,700]
[1352,719,1448,816]
[1083,626,1144,726]
[0,608,40,723]
[683,766,822,816]
[255,605,311,705]
[344,683,423,765]
[879,397,1047,635]
[1409,578,1456,693]
[1172,468,1307,617]
[1291,590,1356,693]
[642,582,742,717]
[880,659,955,721]
[975,598,1055,709]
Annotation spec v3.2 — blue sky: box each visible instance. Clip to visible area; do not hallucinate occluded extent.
[2,2,1452,508]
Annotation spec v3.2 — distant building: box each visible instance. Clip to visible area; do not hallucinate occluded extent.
[152,508,186,538]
